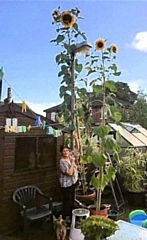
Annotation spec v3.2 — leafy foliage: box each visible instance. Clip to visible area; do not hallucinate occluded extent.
[115,82,137,103]
[51,6,122,211]
[129,90,147,128]
[80,215,119,240]
[117,148,147,192]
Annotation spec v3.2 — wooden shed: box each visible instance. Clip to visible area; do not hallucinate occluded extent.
[0,97,65,232]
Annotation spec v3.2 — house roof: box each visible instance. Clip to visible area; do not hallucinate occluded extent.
[44,96,130,113]
[44,104,61,113]
[91,96,130,108]
[0,101,68,131]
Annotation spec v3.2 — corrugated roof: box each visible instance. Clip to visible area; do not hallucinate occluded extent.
[132,132,147,145]
[123,122,147,137]
[135,125,147,137]
[108,123,145,147]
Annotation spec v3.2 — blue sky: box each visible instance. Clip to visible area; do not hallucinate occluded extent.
[1,1,147,115]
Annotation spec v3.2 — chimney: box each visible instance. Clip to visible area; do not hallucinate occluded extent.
[4,87,11,103]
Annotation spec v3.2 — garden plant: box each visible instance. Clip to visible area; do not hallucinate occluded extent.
[51,6,122,212]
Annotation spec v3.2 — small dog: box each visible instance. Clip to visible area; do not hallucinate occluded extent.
[53,215,67,240]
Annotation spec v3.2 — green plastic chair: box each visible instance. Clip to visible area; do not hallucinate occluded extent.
[142,219,147,228]
[13,185,53,240]
[128,210,146,221]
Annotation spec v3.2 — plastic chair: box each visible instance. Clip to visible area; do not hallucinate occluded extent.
[13,185,53,240]
[128,210,146,220]
[142,219,147,228]
[128,209,147,227]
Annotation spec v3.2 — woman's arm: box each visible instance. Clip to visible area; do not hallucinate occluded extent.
[72,132,80,165]
[73,132,79,150]
[66,156,75,176]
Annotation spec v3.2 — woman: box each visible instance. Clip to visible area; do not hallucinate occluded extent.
[59,133,79,221]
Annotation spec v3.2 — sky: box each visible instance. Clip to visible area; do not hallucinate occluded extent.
[1,0,147,116]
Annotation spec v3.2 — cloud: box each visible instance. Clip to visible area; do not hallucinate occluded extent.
[26,101,60,117]
[128,79,143,93]
[131,32,147,52]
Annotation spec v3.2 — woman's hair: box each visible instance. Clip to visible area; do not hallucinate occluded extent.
[60,145,70,153]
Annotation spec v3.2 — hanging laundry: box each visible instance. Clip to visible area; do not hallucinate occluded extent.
[41,121,46,129]
[27,125,31,131]
[35,116,42,126]
[22,126,27,132]
[22,101,27,112]
[4,125,9,132]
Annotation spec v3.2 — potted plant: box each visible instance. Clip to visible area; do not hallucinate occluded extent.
[51,7,122,214]
[80,40,122,215]
[51,6,97,203]
[80,215,119,240]
[117,147,147,206]
[75,133,97,203]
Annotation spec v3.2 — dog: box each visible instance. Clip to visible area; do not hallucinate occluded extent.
[53,215,67,240]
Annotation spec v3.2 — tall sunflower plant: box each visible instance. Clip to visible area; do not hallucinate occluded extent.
[81,39,122,211]
[51,7,122,210]
[51,6,95,195]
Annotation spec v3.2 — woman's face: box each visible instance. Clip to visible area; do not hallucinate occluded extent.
[62,148,69,158]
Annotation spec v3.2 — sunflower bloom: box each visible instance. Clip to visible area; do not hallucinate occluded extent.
[52,10,60,24]
[95,39,105,51]
[85,67,91,72]
[110,44,118,53]
[60,11,75,28]
[52,10,60,16]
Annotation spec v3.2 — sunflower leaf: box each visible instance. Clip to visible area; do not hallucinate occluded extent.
[113,71,121,76]
[80,32,87,40]
[72,22,78,31]
[75,59,83,73]
[56,35,65,44]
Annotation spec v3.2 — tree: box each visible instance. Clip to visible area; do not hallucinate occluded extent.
[129,90,147,129]
[115,81,137,103]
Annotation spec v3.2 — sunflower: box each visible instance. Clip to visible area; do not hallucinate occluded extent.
[110,44,118,53]
[95,39,105,51]
[85,67,91,72]
[60,11,75,28]
[52,10,60,16]
[52,9,60,24]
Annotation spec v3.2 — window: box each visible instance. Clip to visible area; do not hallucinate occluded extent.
[51,112,56,121]
[15,136,56,171]
[100,107,108,119]
[6,118,18,126]
[15,137,36,170]
[37,137,56,166]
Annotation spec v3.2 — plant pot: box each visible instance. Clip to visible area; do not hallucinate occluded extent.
[88,204,108,217]
[126,190,145,207]
[108,209,118,221]
[69,208,90,240]
[76,188,96,201]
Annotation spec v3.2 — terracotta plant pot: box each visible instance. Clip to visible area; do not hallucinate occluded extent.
[76,189,96,201]
[88,204,108,217]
